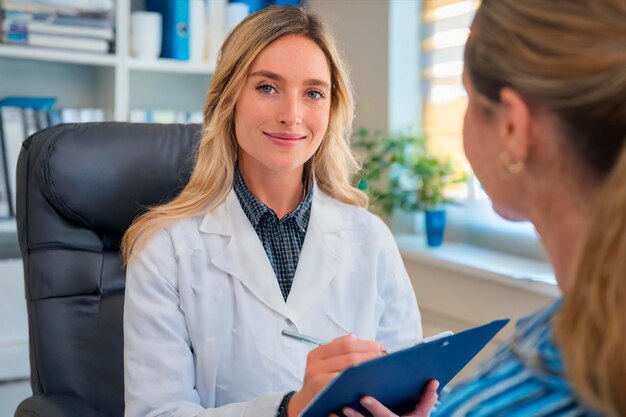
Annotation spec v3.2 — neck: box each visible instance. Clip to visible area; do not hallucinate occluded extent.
[238,160,305,219]
[528,187,592,294]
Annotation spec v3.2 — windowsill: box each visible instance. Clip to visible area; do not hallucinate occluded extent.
[394,234,560,299]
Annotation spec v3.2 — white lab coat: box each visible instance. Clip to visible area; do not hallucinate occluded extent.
[124,184,422,417]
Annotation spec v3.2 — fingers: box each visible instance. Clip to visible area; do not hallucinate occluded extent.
[353,397,396,417]
[411,380,439,417]
[341,380,440,417]
[306,334,385,376]
[313,334,386,360]
[340,408,365,417]
[302,335,387,417]
[314,351,384,373]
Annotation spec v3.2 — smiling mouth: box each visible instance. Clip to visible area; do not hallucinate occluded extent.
[263,132,306,141]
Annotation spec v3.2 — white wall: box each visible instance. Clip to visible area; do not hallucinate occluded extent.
[308,0,391,131]
[0,259,29,380]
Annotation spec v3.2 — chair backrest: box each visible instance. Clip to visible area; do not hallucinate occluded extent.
[16,122,201,417]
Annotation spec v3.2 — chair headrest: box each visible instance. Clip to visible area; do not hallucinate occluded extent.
[28,122,201,244]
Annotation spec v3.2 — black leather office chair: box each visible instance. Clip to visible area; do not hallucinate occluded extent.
[14,122,202,417]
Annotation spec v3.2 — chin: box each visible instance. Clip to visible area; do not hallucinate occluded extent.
[264,158,308,173]
[492,203,527,222]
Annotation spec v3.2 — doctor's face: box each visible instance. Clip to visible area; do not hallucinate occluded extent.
[234,34,332,177]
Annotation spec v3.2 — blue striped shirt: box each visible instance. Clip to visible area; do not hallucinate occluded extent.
[433,300,602,417]
[233,166,313,301]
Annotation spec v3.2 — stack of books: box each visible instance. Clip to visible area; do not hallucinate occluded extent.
[1,0,115,54]
[0,96,109,217]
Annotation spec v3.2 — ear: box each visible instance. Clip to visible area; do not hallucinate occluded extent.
[498,87,531,164]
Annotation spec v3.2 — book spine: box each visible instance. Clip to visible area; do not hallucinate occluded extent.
[3,19,114,40]
[24,33,110,53]
[0,107,26,216]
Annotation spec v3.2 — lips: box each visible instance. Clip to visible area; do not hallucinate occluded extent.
[263,131,306,141]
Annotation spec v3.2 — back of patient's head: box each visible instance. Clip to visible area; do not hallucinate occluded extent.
[466,1,626,415]
[465,0,626,181]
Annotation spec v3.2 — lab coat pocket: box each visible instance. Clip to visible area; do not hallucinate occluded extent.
[324,293,384,341]
[325,309,352,336]
[194,337,220,408]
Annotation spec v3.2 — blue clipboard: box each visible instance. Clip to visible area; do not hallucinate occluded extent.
[301,319,509,417]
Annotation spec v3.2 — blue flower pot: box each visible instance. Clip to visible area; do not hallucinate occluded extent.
[424,209,446,247]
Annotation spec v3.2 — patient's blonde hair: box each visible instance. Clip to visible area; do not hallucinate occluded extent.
[555,146,626,417]
[121,6,366,263]
[467,1,626,415]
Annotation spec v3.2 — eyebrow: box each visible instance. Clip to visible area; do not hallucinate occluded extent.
[249,70,331,89]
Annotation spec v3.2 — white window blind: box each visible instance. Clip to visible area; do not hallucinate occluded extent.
[420,0,479,193]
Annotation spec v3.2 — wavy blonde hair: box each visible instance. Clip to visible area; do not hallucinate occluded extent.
[466,1,626,415]
[122,6,366,263]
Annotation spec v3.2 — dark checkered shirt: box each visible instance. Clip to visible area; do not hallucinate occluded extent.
[233,166,313,301]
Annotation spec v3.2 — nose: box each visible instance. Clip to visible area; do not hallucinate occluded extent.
[277,94,302,127]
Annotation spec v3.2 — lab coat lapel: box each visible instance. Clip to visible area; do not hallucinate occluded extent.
[286,185,344,322]
[200,190,288,317]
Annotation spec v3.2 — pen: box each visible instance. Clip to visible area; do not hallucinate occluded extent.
[281,329,327,347]
[280,329,454,355]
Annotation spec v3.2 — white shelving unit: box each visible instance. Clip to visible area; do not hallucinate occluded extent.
[0,1,216,378]
[0,0,216,232]
[0,0,215,122]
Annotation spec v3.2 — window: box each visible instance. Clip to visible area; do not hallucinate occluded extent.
[420,0,477,174]
[418,0,544,261]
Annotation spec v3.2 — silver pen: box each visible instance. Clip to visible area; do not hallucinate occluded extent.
[281,329,454,354]
[281,329,327,346]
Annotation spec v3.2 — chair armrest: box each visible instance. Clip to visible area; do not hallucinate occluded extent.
[14,394,103,417]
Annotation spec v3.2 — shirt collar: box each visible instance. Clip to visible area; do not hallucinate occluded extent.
[233,165,313,232]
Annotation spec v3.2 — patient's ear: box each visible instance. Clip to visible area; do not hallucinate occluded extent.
[498,87,531,164]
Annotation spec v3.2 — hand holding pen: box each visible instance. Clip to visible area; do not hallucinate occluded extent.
[282,330,448,417]
[284,333,386,417]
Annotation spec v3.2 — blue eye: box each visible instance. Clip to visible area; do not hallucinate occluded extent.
[307,90,323,100]
[257,84,275,94]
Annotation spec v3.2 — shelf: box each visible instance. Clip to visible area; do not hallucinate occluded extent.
[0,44,119,67]
[128,57,215,75]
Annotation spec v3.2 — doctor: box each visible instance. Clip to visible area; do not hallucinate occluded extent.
[122,6,427,417]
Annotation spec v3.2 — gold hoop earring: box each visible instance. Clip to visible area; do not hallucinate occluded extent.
[499,152,525,175]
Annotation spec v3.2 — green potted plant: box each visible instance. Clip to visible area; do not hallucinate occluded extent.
[353,128,465,247]
[413,153,464,246]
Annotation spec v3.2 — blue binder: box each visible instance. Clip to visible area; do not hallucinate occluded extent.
[146,0,189,60]
[301,319,509,417]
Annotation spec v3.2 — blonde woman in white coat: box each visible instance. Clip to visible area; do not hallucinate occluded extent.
[122,7,436,417]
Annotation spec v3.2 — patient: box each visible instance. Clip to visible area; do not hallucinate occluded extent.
[344,0,626,416]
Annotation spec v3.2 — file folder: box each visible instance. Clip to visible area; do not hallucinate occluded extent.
[301,319,509,417]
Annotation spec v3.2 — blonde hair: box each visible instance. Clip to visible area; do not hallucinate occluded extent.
[122,6,366,263]
[466,1,626,415]
[555,146,626,417]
